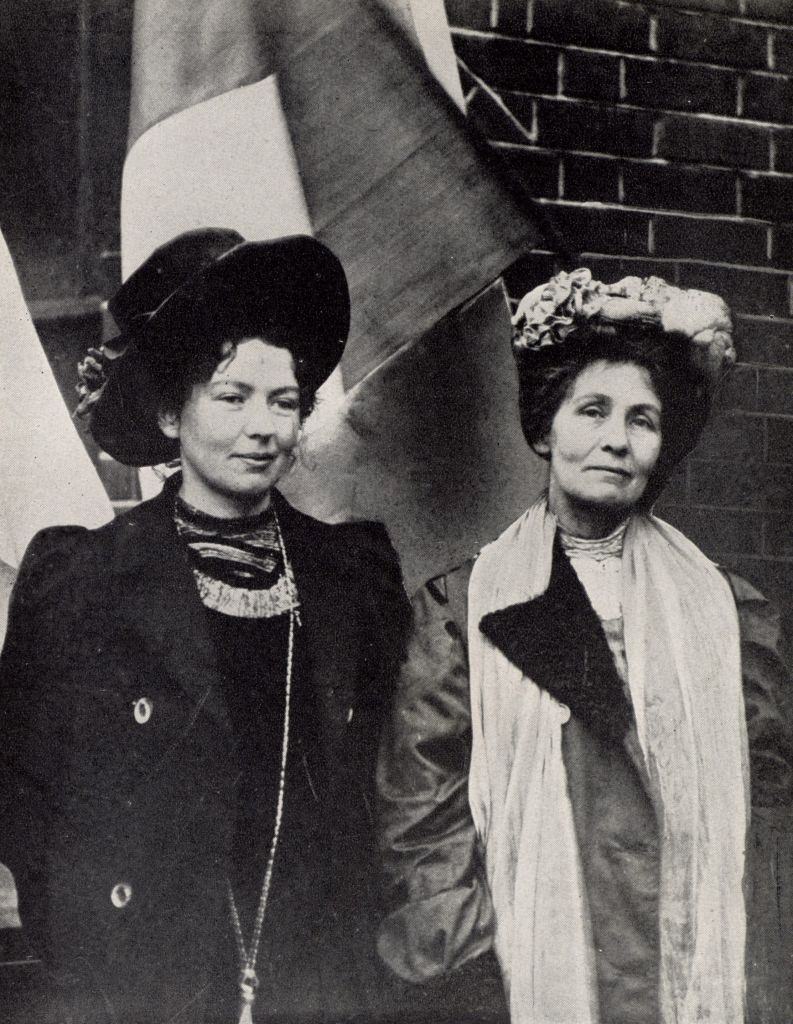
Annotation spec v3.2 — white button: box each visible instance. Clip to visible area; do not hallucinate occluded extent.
[110,882,133,909]
[346,706,354,724]
[558,703,571,724]
[133,697,153,724]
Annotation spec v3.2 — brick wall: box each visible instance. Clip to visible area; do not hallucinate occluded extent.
[449,0,793,639]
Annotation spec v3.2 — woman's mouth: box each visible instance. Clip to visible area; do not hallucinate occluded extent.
[234,453,277,466]
[587,465,632,478]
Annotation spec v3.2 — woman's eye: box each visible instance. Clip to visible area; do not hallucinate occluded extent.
[581,405,604,419]
[217,393,244,404]
[632,415,658,431]
[274,398,299,412]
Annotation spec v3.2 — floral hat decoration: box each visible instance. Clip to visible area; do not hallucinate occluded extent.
[511,268,735,392]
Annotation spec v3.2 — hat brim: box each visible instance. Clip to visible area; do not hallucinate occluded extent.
[90,235,350,466]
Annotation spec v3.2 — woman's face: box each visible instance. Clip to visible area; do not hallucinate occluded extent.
[537,360,663,536]
[159,338,300,517]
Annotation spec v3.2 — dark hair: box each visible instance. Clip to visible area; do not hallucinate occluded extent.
[156,325,319,422]
[515,324,710,506]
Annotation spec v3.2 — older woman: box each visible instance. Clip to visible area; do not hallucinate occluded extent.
[0,229,409,1024]
[377,271,793,1024]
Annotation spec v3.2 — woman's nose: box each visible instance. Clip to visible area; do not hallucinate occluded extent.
[601,415,629,453]
[244,400,276,436]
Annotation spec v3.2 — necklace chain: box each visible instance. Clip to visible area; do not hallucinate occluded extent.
[226,509,296,1017]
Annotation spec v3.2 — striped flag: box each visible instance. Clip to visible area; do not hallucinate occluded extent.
[122,0,546,583]
[0,230,112,576]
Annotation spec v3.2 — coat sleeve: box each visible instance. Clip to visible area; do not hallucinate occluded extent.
[724,570,793,808]
[0,525,88,946]
[376,561,499,988]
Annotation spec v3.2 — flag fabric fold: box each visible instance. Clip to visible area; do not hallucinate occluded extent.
[123,0,544,581]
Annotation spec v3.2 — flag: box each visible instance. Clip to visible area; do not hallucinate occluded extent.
[0,229,113,574]
[122,0,546,585]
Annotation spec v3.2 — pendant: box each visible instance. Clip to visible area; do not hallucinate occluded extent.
[237,966,258,1024]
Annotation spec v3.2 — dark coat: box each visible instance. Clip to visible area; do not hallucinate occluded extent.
[378,547,793,1024]
[0,480,410,1023]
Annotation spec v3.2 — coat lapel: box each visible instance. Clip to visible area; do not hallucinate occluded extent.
[106,481,232,734]
[272,491,360,743]
[479,539,633,749]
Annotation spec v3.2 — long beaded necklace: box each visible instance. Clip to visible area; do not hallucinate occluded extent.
[225,511,297,1024]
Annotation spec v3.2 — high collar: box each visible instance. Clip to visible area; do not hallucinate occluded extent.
[478,538,633,748]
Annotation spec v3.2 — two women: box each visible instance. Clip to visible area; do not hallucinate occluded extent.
[0,229,409,1023]
[378,270,793,1023]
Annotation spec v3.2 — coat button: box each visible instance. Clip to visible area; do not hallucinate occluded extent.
[557,702,571,724]
[133,697,153,724]
[346,706,354,724]
[110,882,133,909]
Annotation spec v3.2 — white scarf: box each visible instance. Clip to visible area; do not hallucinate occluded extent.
[468,495,749,1024]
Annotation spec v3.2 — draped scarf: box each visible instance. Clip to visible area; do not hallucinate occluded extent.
[468,495,749,1024]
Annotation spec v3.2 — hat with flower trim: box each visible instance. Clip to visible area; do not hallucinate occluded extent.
[511,268,735,393]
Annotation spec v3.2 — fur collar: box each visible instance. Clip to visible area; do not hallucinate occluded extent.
[479,539,633,748]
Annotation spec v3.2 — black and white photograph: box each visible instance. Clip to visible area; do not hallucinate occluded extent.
[0,1,792,1022]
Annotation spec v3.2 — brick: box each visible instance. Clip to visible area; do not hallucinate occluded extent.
[772,28,793,76]
[772,129,793,173]
[713,363,759,411]
[765,513,793,556]
[667,0,740,11]
[622,162,736,215]
[572,254,681,282]
[723,556,793,636]
[563,50,621,104]
[757,366,793,413]
[689,458,793,509]
[744,74,793,125]
[742,173,793,219]
[468,88,531,143]
[735,316,793,366]
[655,10,768,70]
[657,504,763,555]
[694,411,766,459]
[681,265,790,317]
[623,58,736,117]
[767,416,793,459]
[542,203,650,257]
[764,462,793,507]
[744,0,793,21]
[445,0,492,30]
[652,214,767,264]
[563,154,620,203]
[495,0,530,34]
[770,224,793,270]
[452,34,557,94]
[535,97,655,158]
[497,147,559,198]
[503,250,561,299]
[530,0,651,54]
[655,114,769,170]
[690,458,765,508]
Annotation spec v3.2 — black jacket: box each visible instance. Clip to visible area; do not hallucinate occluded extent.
[0,480,410,1023]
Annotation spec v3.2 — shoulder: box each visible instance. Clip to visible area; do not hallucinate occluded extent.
[10,524,97,617]
[275,491,402,578]
[13,502,153,604]
[718,566,782,649]
[410,558,476,641]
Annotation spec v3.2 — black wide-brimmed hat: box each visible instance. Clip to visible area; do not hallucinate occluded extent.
[78,229,350,466]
